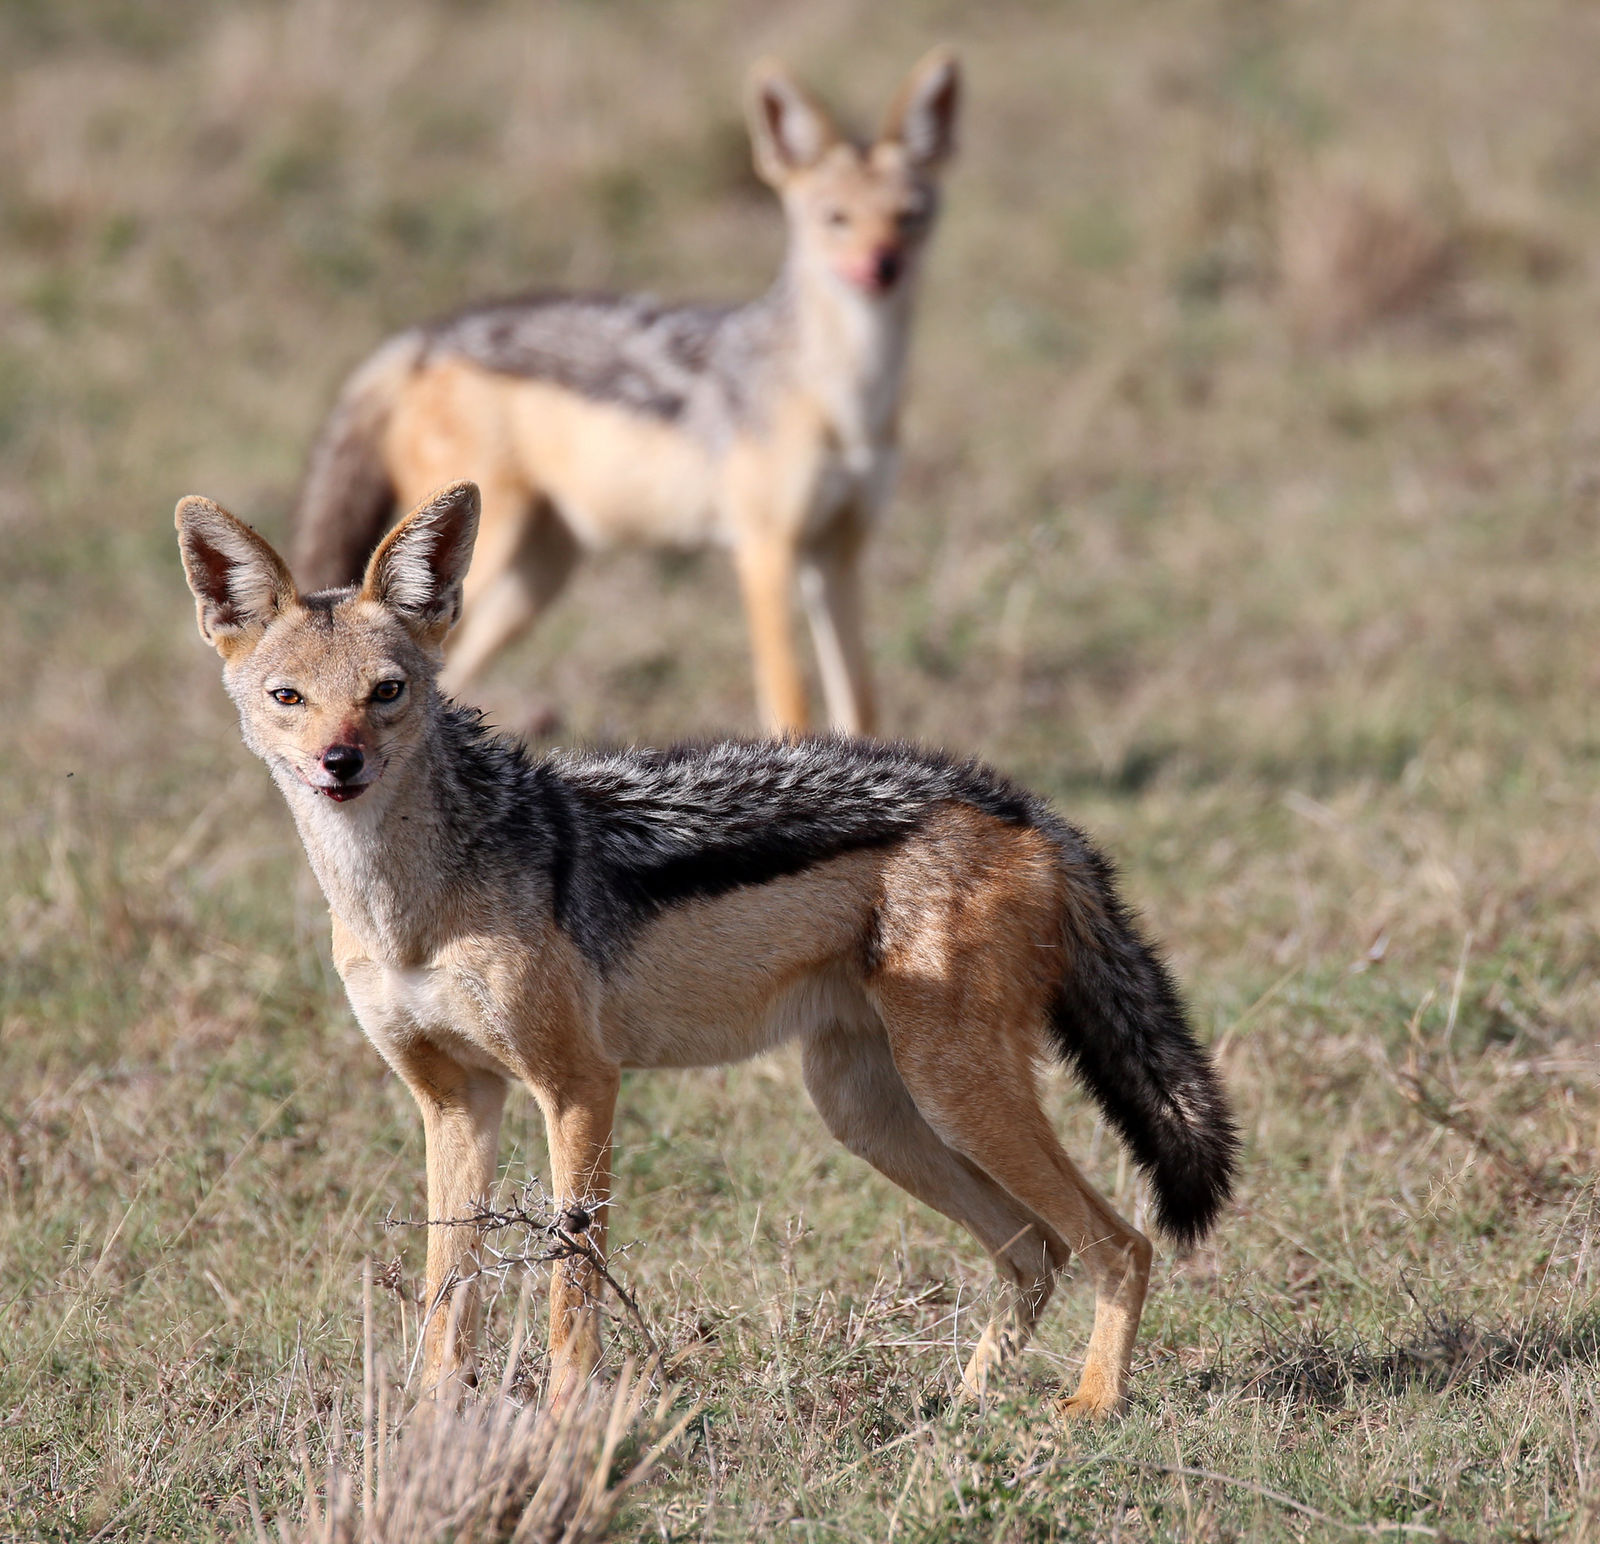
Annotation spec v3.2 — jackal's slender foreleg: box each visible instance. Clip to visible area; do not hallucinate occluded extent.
[733,534,811,734]
[535,1067,620,1406]
[396,1049,507,1398]
[799,517,877,736]
[801,1024,1067,1397]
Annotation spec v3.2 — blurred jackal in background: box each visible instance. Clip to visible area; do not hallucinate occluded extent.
[179,481,1237,1419]
[294,50,962,736]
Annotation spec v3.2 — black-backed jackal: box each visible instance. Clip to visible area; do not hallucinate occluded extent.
[294,51,962,736]
[179,482,1237,1417]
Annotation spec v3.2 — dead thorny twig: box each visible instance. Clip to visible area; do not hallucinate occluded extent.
[384,1184,659,1356]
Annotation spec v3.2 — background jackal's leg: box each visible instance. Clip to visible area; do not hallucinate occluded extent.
[733,534,811,734]
[799,516,876,736]
[441,495,579,699]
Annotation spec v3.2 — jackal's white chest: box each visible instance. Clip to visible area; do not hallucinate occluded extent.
[803,289,906,486]
[800,351,904,532]
[808,436,897,531]
[341,957,515,1080]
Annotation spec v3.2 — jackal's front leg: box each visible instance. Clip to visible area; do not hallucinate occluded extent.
[734,535,811,734]
[404,1056,508,1398]
[536,1068,620,1405]
[799,516,877,736]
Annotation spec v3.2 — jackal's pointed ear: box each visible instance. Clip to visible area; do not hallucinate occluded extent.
[881,48,960,168]
[746,60,838,185]
[175,496,297,658]
[361,481,480,647]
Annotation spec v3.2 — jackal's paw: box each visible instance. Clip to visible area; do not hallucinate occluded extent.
[420,1363,480,1412]
[1055,1389,1124,1423]
[958,1342,1001,1403]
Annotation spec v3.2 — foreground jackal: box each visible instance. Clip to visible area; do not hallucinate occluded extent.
[178,482,1237,1416]
[294,50,961,736]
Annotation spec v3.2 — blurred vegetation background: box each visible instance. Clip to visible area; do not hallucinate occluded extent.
[3,1,1599,1538]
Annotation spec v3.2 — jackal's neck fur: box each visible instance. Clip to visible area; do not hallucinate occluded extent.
[773,253,914,462]
[274,718,455,962]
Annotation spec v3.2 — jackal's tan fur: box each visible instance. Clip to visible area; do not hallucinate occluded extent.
[178,483,1236,1417]
[294,51,962,736]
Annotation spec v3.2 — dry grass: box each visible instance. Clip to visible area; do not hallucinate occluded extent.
[260,1318,693,1544]
[4,0,1600,1538]
[1277,172,1452,344]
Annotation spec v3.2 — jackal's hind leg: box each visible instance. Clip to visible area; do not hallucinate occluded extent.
[873,989,1153,1420]
[442,496,579,703]
[801,1025,1067,1399]
[961,1255,1053,1401]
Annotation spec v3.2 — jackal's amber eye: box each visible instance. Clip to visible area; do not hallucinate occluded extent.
[270,687,303,706]
[372,680,405,703]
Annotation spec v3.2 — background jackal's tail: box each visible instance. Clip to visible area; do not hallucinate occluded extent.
[292,332,422,590]
[1048,837,1239,1247]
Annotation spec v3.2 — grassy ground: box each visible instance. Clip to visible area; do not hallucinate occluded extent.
[4,0,1600,1537]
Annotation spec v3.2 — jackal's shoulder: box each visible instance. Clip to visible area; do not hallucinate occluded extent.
[420,290,771,424]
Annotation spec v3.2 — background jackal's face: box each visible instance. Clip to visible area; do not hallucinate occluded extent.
[176,484,480,805]
[748,49,960,299]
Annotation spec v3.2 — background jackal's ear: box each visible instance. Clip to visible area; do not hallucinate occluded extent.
[175,496,296,658]
[361,481,480,648]
[746,60,838,185]
[881,48,960,168]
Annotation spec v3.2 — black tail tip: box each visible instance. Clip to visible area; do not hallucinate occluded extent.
[1150,1121,1240,1249]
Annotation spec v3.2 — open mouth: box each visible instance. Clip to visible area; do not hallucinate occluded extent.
[295,765,380,802]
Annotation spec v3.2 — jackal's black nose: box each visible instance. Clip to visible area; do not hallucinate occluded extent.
[874,249,902,288]
[321,744,365,782]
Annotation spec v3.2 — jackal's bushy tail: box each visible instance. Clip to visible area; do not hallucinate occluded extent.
[292,332,423,590]
[1049,842,1238,1247]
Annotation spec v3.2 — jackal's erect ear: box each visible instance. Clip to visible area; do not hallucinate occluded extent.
[881,48,960,168]
[360,481,480,648]
[175,496,297,658]
[746,60,838,185]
